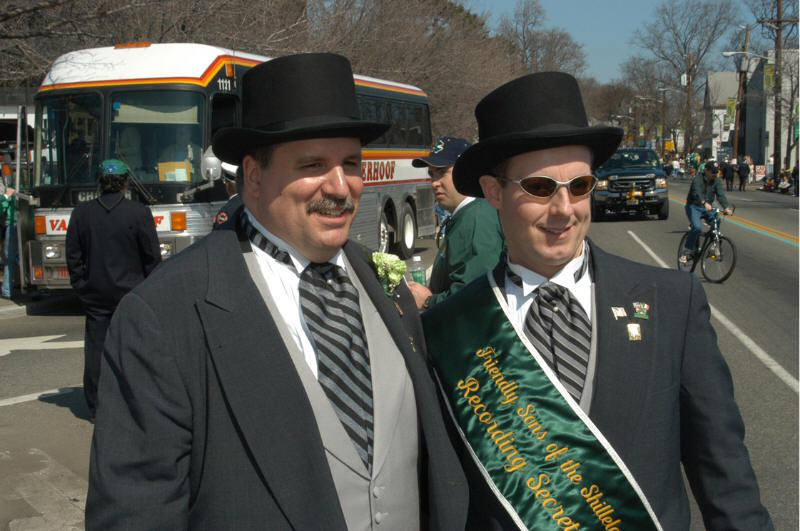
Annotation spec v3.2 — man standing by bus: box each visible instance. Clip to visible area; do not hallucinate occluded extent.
[407,136,504,310]
[66,159,161,421]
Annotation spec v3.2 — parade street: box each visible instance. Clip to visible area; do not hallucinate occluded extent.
[0,181,797,530]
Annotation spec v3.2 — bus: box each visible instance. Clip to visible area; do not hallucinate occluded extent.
[15,43,433,290]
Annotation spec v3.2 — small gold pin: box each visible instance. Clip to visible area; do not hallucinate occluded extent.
[627,323,642,341]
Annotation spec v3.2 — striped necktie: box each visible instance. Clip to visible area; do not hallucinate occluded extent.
[508,248,591,402]
[299,263,374,471]
[245,218,374,470]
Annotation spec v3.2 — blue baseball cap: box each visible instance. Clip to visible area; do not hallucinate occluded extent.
[412,136,472,168]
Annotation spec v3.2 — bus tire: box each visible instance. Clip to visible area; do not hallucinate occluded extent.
[394,203,416,259]
[378,211,392,254]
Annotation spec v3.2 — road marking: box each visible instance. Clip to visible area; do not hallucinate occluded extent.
[0,335,84,357]
[668,195,799,245]
[0,387,80,408]
[7,448,87,530]
[627,230,799,394]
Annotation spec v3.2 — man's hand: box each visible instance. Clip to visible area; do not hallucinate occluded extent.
[407,280,432,310]
[724,207,734,216]
[5,187,15,197]
[704,201,713,211]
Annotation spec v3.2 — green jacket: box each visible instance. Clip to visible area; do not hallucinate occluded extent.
[428,198,504,306]
[686,173,729,209]
[0,192,16,226]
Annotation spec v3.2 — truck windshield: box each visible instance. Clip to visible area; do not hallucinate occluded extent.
[35,90,205,187]
[598,149,660,170]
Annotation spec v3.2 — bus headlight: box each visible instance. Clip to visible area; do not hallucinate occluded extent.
[160,242,173,259]
[44,244,62,259]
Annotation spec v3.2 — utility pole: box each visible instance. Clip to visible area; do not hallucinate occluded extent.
[732,26,750,162]
[684,53,694,155]
[759,2,799,172]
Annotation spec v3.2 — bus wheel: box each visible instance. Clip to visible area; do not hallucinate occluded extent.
[394,203,416,259]
[378,211,392,253]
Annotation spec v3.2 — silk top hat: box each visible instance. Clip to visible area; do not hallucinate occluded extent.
[453,72,623,197]
[212,53,390,164]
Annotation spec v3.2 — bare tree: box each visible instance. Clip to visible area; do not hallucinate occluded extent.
[497,0,586,77]
[632,0,739,153]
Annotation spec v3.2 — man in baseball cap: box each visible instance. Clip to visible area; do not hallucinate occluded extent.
[407,136,504,310]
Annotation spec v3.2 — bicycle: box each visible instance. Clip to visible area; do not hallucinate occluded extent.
[677,206,737,283]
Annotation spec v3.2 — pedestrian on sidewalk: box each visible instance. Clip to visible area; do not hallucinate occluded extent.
[407,136,504,310]
[0,186,17,298]
[738,156,750,191]
[66,159,161,421]
[721,157,735,191]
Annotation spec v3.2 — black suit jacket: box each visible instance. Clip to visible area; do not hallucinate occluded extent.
[452,242,772,531]
[86,227,468,530]
[66,192,161,309]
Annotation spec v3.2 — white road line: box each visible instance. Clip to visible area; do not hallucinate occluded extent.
[627,230,799,394]
[0,335,84,357]
[0,387,79,408]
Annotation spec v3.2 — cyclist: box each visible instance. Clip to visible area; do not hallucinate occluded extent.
[681,160,733,263]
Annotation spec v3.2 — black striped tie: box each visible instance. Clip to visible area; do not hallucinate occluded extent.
[299,262,374,471]
[523,282,591,401]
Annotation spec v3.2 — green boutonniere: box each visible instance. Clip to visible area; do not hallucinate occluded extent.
[370,252,407,297]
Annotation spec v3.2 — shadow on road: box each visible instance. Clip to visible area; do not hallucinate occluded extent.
[38,386,91,422]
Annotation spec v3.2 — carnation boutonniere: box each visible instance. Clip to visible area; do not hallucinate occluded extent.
[370,251,407,297]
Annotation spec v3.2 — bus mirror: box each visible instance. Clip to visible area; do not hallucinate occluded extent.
[201,146,222,181]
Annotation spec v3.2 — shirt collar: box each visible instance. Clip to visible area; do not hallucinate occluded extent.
[507,240,590,298]
[451,196,475,216]
[244,207,345,271]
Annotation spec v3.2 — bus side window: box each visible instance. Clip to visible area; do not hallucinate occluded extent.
[406,104,426,147]
[358,97,387,146]
[387,102,406,146]
[211,94,238,137]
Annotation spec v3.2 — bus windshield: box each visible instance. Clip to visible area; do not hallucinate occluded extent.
[110,91,204,183]
[35,90,205,187]
[36,93,102,186]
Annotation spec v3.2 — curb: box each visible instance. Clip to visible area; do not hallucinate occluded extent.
[0,291,80,320]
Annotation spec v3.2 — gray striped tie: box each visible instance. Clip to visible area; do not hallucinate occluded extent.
[524,282,591,401]
[299,262,374,471]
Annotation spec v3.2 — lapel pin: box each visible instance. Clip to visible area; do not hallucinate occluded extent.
[627,323,642,341]
[632,302,650,320]
[611,307,627,320]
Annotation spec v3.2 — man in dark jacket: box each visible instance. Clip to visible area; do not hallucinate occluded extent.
[66,159,161,420]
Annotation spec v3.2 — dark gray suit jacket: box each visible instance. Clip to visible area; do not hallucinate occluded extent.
[86,227,468,530]
[451,242,773,531]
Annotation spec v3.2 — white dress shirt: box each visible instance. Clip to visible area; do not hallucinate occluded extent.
[504,242,593,330]
[245,208,348,378]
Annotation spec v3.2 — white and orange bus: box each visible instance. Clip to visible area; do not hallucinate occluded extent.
[15,42,433,290]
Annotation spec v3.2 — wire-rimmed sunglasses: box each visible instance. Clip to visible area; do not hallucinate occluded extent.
[495,174,598,198]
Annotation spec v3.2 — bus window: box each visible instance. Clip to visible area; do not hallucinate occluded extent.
[36,93,102,186]
[211,94,238,137]
[358,97,387,146]
[406,103,430,147]
[110,91,204,182]
[387,102,406,146]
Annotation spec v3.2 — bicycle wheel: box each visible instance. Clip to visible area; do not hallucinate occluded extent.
[677,232,697,272]
[700,235,736,283]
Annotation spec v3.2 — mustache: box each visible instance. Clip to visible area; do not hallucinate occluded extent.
[307,195,356,215]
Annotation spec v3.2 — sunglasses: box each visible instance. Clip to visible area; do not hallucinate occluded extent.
[497,174,598,198]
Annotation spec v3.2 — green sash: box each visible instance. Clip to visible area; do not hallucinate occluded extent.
[423,274,662,531]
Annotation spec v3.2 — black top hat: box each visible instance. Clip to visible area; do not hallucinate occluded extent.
[212,53,390,164]
[453,72,623,197]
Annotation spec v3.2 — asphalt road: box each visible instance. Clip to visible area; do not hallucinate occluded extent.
[0,181,796,529]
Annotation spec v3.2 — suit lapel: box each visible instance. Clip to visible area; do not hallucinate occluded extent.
[589,243,659,445]
[196,231,347,529]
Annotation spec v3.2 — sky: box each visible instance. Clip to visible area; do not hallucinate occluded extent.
[463,0,753,83]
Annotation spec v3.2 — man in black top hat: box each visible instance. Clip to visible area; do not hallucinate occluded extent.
[65,159,161,421]
[422,72,772,530]
[407,136,504,310]
[87,53,467,530]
